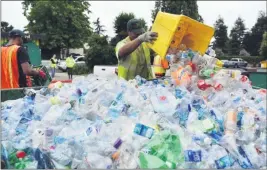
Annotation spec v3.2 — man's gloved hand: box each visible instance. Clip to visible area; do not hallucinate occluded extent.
[38,70,46,79]
[137,32,158,43]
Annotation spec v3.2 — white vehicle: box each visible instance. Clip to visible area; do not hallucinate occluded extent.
[93,65,118,77]
[57,56,86,72]
[93,65,159,78]
[228,58,248,68]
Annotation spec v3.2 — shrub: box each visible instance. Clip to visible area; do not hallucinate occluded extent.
[85,34,118,69]
[260,32,267,60]
[214,48,224,57]
[72,64,91,75]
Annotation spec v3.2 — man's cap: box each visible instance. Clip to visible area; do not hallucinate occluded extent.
[9,29,25,38]
[127,19,145,34]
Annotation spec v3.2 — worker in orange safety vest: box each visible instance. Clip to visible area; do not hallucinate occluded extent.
[153,55,169,78]
[1,29,46,89]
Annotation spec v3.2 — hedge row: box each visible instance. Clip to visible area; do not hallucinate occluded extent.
[72,64,92,75]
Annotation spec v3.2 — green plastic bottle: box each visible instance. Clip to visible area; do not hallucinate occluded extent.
[138,131,184,169]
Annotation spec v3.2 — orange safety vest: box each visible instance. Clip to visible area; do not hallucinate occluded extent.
[1,45,20,89]
[153,55,169,77]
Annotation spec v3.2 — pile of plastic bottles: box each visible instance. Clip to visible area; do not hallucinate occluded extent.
[1,48,266,169]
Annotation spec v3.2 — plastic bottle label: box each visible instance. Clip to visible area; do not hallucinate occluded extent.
[205,130,222,142]
[215,155,235,169]
[237,111,244,129]
[184,150,202,162]
[15,117,31,134]
[54,136,66,144]
[133,123,155,139]
[237,146,253,169]
[175,88,186,99]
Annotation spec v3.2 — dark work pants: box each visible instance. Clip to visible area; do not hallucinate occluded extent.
[67,67,73,79]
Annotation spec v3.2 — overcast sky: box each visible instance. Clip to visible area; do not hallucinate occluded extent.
[1,1,266,38]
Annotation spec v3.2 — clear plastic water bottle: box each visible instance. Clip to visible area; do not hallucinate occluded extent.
[207,144,235,169]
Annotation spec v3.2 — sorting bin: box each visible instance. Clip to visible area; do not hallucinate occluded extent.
[148,12,214,58]
[1,65,52,102]
[31,65,52,86]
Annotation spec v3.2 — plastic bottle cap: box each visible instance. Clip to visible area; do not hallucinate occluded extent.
[50,97,60,105]
[45,128,53,136]
[16,151,26,158]
[113,138,122,149]
[112,151,120,160]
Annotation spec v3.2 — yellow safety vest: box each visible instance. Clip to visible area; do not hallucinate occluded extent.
[115,37,153,81]
[153,55,166,75]
[66,57,75,68]
[50,58,57,68]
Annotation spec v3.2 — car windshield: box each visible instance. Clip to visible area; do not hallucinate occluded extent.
[76,57,84,62]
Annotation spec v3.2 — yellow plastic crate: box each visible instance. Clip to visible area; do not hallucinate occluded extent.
[148,12,215,58]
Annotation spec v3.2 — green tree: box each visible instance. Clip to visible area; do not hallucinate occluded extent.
[260,32,267,60]
[110,12,147,47]
[22,0,92,54]
[114,12,135,40]
[85,34,117,69]
[228,17,246,55]
[93,17,106,35]
[1,21,14,32]
[213,16,228,53]
[151,0,162,23]
[243,11,267,56]
[151,0,203,23]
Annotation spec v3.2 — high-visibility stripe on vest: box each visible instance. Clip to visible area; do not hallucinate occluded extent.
[153,55,166,75]
[1,45,20,89]
[153,55,169,77]
[116,37,153,81]
[66,57,75,68]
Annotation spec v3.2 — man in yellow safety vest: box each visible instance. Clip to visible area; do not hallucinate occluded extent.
[153,55,169,78]
[66,55,75,80]
[115,19,158,81]
[50,54,57,78]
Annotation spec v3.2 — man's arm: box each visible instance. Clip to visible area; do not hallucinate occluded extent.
[21,62,39,76]
[17,47,39,76]
[118,39,142,60]
[117,32,158,60]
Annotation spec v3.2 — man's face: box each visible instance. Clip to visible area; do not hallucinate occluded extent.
[15,37,23,45]
[128,31,142,40]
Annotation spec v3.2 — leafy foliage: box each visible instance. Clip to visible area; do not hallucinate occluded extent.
[243,11,267,56]
[93,17,106,35]
[85,34,117,69]
[151,0,203,23]
[228,17,246,55]
[73,64,90,75]
[23,0,92,50]
[1,21,14,32]
[260,32,267,60]
[111,12,148,47]
[114,12,135,40]
[151,0,162,23]
[213,16,228,53]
